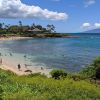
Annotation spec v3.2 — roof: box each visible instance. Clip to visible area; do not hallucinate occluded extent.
[28,28,42,32]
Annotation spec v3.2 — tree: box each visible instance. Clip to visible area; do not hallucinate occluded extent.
[9,25,19,33]
[5,24,10,32]
[0,23,3,29]
[18,21,23,34]
[31,23,35,29]
[0,23,5,29]
[19,21,22,27]
[47,24,55,33]
[35,25,43,30]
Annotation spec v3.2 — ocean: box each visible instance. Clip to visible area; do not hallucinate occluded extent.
[0,33,100,72]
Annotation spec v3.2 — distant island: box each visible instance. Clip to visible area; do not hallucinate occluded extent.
[83,28,100,33]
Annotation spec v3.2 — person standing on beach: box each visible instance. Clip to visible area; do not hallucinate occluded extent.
[0,58,2,65]
[0,53,1,56]
[18,64,21,71]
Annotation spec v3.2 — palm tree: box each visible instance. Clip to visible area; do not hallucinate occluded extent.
[19,21,22,27]
[47,24,55,33]
[31,23,35,29]
[18,21,23,34]
[5,24,10,32]
[0,23,3,29]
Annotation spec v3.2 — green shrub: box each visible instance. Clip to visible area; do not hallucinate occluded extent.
[50,69,67,79]
[27,73,47,78]
[92,56,100,68]
[0,86,3,100]
[68,73,83,81]
[80,56,100,78]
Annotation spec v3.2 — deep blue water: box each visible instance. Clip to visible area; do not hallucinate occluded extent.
[0,33,100,72]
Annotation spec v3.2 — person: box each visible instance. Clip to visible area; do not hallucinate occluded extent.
[0,58,2,65]
[24,55,27,58]
[0,53,1,56]
[25,64,27,68]
[18,64,21,71]
[41,67,44,70]
[9,53,12,56]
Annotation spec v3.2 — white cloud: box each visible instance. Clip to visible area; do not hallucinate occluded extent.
[85,0,96,7]
[81,22,100,30]
[0,0,68,20]
[94,23,100,28]
[82,23,91,29]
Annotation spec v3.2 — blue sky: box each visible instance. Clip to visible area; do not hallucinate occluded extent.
[0,0,100,33]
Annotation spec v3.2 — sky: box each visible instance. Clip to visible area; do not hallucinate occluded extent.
[0,0,100,33]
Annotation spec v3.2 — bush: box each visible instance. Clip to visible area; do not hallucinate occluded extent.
[91,56,100,68]
[80,56,100,78]
[50,69,67,79]
[27,73,47,78]
[80,66,95,78]
[0,86,3,100]
[68,74,83,81]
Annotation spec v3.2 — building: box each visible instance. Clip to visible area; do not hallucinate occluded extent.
[28,28,42,34]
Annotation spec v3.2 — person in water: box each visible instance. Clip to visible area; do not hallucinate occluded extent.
[9,53,12,56]
[24,55,27,58]
[0,53,1,56]
[18,64,21,71]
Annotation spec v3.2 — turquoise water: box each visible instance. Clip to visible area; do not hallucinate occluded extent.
[0,33,100,72]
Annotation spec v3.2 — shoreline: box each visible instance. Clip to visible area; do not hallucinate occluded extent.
[0,54,52,77]
[0,64,52,77]
[0,36,33,41]
[0,37,52,77]
[0,36,80,41]
[0,61,52,77]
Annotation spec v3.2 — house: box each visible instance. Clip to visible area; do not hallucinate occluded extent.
[28,28,42,34]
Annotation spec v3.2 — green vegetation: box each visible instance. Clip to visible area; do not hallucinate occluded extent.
[0,57,100,100]
[0,69,100,100]
[80,56,100,78]
[50,69,67,79]
[0,21,69,38]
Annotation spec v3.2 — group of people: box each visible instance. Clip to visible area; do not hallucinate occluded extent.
[0,52,13,65]
[0,52,44,73]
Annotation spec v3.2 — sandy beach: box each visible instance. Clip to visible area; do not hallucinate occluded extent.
[0,56,52,77]
[0,36,33,41]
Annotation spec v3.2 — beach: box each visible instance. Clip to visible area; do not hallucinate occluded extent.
[0,55,52,77]
[0,37,52,77]
[0,36,33,41]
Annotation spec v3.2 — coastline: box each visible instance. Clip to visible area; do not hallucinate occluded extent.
[0,35,80,41]
[0,58,52,77]
[0,36,52,77]
[0,36,33,41]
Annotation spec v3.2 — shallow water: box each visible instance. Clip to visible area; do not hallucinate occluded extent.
[0,33,100,72]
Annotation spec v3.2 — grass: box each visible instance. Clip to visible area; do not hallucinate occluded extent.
[0,69,100,100]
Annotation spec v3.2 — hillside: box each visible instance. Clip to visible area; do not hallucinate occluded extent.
[0,57,100,100]
[0,68,100,100]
